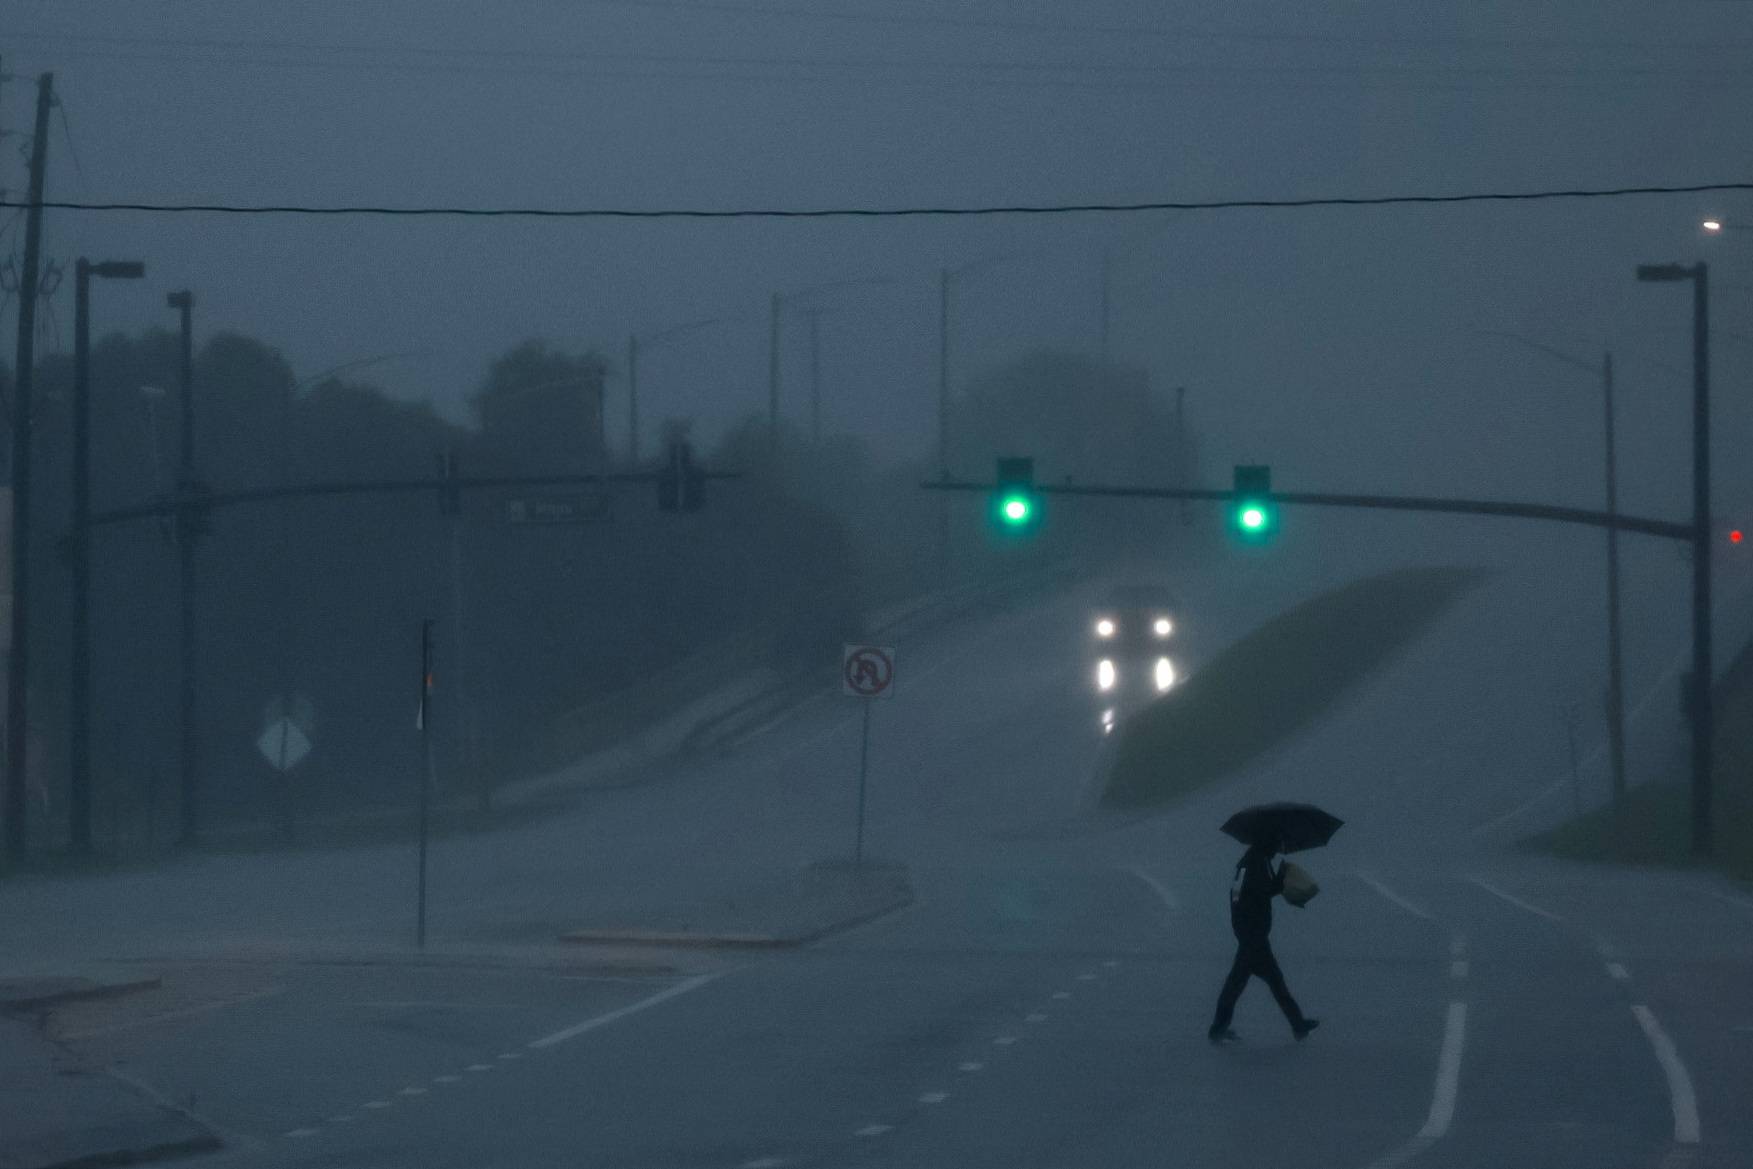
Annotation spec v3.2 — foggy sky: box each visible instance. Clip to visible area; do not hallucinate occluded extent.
[4,0,1753,526]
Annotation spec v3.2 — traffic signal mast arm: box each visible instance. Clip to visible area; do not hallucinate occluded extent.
[926,475,1692,542]
[89,463,742,527]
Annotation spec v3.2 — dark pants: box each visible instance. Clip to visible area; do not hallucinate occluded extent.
[1210,935,1305,1033]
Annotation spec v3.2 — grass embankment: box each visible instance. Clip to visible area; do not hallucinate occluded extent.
[1099,566,1489,811]
[1529,653,1753,881]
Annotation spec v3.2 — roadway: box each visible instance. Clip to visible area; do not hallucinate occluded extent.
[8,522,1753,1168]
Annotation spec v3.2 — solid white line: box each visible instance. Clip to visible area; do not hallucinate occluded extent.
[1467,876,1563,922]
[527,973,722,1050]
[1607,963,1631,981]
[1423,1003,1467,1139]
[59,986,288,1041]
[1632,1005,1701,1145]
[1362,1002,1467,1169]
[1125,866,1180,913]
[1357,871,1434,922]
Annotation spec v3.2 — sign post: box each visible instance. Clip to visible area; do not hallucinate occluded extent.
[416,619,434,949]
[842,644,896,866]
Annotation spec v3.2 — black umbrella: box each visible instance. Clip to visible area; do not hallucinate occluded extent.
[1220,802,1344,853]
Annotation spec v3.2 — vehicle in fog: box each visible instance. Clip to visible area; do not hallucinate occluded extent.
[1091,582,1179,733]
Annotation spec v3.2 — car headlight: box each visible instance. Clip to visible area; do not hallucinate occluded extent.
[1097,659,1116,691]
[1095,617,1116,639]
[1153,617,1172,637]
[1154,657,1175,692]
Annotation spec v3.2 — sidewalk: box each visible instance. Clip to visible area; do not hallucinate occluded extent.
[0,1012,217,1169]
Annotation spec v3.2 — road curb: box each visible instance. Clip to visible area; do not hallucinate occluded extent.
[0,976,162,1016]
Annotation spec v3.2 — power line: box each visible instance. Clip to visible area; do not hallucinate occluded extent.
[1,181,1749,221]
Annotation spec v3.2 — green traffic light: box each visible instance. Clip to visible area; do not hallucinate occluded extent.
[1240,505,1267,531]
[1001,495,1032,525]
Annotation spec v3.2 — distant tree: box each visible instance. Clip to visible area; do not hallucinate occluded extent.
[471,340,608,473]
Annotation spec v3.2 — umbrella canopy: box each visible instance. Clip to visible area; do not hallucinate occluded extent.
[1221,802,1344,853]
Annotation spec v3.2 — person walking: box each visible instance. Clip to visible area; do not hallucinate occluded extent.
[1208,836,1319,1044]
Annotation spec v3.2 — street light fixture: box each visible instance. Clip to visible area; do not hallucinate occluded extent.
[1635,259,1712,858]
[770,275,894,455]
[69,258,146,856]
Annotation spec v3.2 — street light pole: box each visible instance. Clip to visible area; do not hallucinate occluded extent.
[166,289,201,846]
[70,258,146,855]
[626,333,640,466]
[805,308,824,448]
[1637,261,1712,857]
[768,291,782,457]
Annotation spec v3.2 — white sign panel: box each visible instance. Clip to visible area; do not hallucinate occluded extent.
[842,644,896,699]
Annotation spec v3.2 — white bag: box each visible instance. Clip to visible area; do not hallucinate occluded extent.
[1281,861,1320,908]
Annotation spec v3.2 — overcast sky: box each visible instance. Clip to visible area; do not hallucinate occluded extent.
[4,1,1753,526]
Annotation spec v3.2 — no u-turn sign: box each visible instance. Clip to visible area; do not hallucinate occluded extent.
[842,645,896,699]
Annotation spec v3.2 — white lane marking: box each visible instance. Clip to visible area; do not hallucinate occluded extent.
[958,1061,984,1072]
[919,1092,949,1104]
[1467,876,1564,922]
[59,986,288,1041]
[1052,991,1071,1000]
[1596,939,1621,960]
[741,1158,787,1168]
[1357,871,1434,922]
[465,1064,493,1072]
[1632,1005,1701,1144]
[284,1128,320,1139]
[1124,865,1180,913]
[432,1075,461,1084]
[362,1100,391,1110]
[1450,961,1468,981]
[1076,973,1097,982]
[994,1035,1018,1046]
[1362,1002,1467,1169]
[1026,1012,1048,1023]
[397,1086,427,1096]
[528,973,722,1050]
[1103,959,1121,969]
[327,1116,354,1125]
[855,1124,892,1137]
[1449,936,1468,959]
[1697,886,1753,916]
[497,1052,521,1061]
[1607,963,1631,981]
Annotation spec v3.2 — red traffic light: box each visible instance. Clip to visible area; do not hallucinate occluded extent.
[1732,529,1745,545]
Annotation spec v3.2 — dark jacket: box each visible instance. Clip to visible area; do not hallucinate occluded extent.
[1229,846,1284,940]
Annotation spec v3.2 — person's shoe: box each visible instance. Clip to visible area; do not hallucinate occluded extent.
[1293,1019,1321,1041]
[1208,1027,1241,1045]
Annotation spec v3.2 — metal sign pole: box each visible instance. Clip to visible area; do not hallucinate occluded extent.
[855,699,871,866]
[417,619,434,949]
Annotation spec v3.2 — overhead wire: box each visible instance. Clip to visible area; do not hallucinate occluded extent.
[0,182,1749,221]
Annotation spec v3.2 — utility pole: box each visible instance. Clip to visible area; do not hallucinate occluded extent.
[938,268,951,571]
[805,308,824,448]
[768,291,782,457]
[1099,250,1113,367]
[167,290,200,845]
[626,333,639,465]
[1636,261,1713,856]
[5,72,52,865]
[1601,352,1627,806]
[70,258,146,855]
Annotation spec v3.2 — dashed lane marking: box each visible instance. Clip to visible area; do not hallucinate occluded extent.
[497,1053,521,1061]
[994,1035,1018,1046]
[1450,961,1468,980]
[1052,992,1071,1000]
[1449,936,1468,959]
[920,1092,949,1104]
[741,1158,786,1168]
[855,1125,892,1138]
[326,1116,353,1125]
[1466,876,1564,922]
[362,1101,391,1110]
[1632,1005,1701,1145]
[1103,959,1121,969]
[1076,973,1097,982]
[1607,963,1631,981]
[465,1064,493,1072]
[958,1062,984,1072]
[397,1086,427,1096]
[284,1129,320,1139]
[1026,1013,1048,1023]
[528,973,723,1050]
[433,1075,461,1084]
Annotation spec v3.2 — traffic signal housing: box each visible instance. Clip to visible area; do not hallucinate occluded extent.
[658,441,705,512]
[1232,464,1275,541]
[992,456,1040,534]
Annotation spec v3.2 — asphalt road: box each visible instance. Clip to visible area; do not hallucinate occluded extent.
[12,528,1753,1168]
